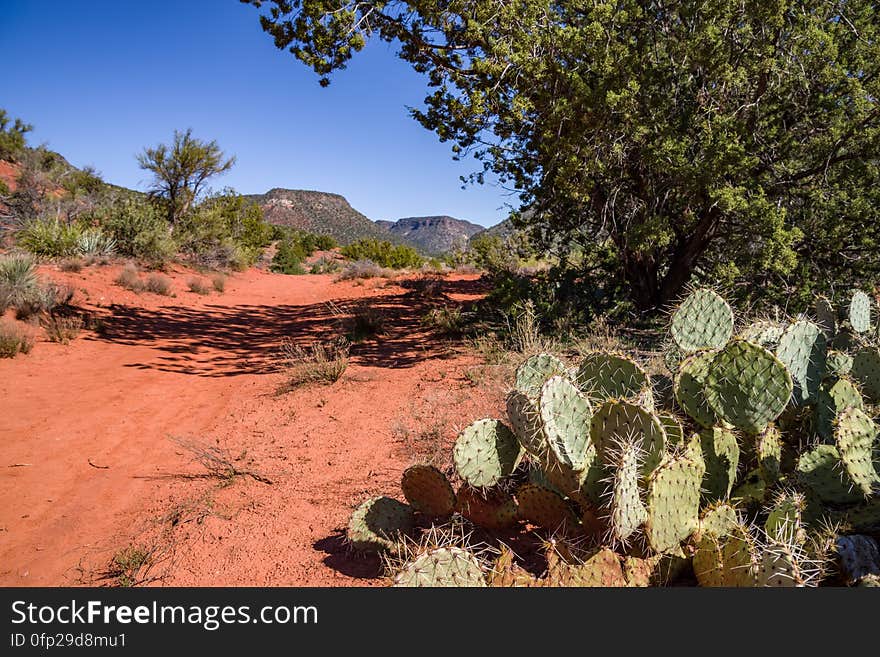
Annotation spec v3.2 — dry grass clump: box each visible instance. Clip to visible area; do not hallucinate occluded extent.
[115,262,145,292]
[335,259,394,281]
[187,277,211,295]
[211,273,226,292]
[42,314,83,344]
[0,319,36,358]
[145,273,173,296]
[277,336,350,392]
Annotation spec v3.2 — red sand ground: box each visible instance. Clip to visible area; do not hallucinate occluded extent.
[0,263,508,586]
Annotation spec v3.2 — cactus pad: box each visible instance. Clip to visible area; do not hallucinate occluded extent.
[826,350,853,378]
[755,425,783,485]
[796,444,862,504]
[834,406,880,496]
[699,426,740,502]
[516,483,579,531]
[670,288,734,353]
[764,492,806,545]
[539,375,593,471]
[505,391,545,457]
[775,320,827,406]
[645,454,704,554]
[814,296,836,338]
[673,350,718,428]
[848,290,873,334]
[514,353,568,398]
[606,439,648,544]
[401,465,456,517]
[851,347,880,402]
[544,547,628,587]
[575,351,650,402]
[740,321,785,350]
[699,503,740,539]
[347,496,415,552]
[704,340,793,432]
[757,542,817,587]
[693,526,758,587]
[817,378,864,440]
[393,547,486,587]
[658,413,685,446]
[590,400,666,475]
[455,486,519,531]
[453,419,522,488]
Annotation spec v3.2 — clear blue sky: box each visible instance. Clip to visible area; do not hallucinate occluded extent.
[1,0,514,227]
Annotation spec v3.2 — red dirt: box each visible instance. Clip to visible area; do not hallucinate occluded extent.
[0,263,507,586]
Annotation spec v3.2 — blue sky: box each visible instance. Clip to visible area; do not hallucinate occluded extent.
[1,1,513,227]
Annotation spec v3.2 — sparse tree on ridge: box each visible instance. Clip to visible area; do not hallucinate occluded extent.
[137,129,235,225]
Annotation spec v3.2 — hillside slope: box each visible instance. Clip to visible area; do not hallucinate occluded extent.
[379,215,483,255]
[245,188,389,245]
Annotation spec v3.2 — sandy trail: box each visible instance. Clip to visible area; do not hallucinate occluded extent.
[0,265,503,586]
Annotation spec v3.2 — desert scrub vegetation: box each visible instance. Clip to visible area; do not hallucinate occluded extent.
[340,238,423,270]
[0,318,35,358]
[309,254,340,274]
[0,252,38,310]
[421,306,464,337]
[187,277,211,295]
[114,262,145,292]
[211,272,226,292]
[335,259,394,281]
[270,227,337,275]
[342,286,880,587]
[346,301,388,342]
[145,273,172,296]
[277,336,349,392]
[42,313,83,344]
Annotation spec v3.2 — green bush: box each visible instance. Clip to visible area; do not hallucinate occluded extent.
[271,230,338,275]
[99,197,175,264]
[17,217,83,257]
[340,238,423,269]
[0,253,38,310]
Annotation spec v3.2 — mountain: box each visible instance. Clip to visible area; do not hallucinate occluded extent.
[244,188,390,246]
[378,215,484,255]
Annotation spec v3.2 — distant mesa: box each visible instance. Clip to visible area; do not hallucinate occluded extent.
[376,215,484,255]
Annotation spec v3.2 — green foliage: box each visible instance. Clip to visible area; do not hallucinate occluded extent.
[340,238,423,269]
[0,109,32,161]
[0,253,38,310]
[98,197,175,263]
[17,217,83,257]
[246,1,880,312]
[270,228,336,274]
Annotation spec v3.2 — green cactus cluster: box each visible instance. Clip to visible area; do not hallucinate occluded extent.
[347,287,880,587]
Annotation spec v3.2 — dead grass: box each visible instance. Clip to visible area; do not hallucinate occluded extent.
[115,263,145,292]
[0,318,36,358]
[507,300,554,354]
[145,273,172,296]
[187,277,211,295]
[168,435,273,485]
[422,305,464,337]
[277,336,350,392]
[59,258,84,272]
[106,545,155,587]
[42,313,83,344]
[335,259,395,281]
[211,273,226,293]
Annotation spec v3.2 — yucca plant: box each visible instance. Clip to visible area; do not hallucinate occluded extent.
[17,217,82,257]
[76,229,117,257]
[0,253,39,311]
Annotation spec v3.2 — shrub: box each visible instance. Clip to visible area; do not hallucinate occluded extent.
[422,306,464,336]
[187,278,211,295]
[278,337,349,391]
[42,313,83,344]
[347,302,387,341]
[271,230,337,274]
[145,274,172,296]
[335,259,393,281]
[309,255,341,274]
[14,282,74,321]
[0,253,38,310]
[115,263,145,292]
[59,258,83,272]
[76,229,116,257]
[17,217,82,257]
[99,197,175,264]
[0,319,35,357]
[340,238,423,269]
[211,273,226,292]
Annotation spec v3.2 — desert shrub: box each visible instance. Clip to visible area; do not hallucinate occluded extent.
[335,259,393,281]
[0,319,35,357]
[187,277,211,295]
[145,274,172,296]
[0,109,32,161]
[115,263,145,292]
[309,255,340,274]
[99,197,175,264]
[340,238,423,269]
[14,282,74,321]
[271,229,337,275]
[467,233,519,274]
[76,228,116,257]
[278,336,349,391]
[59,258,83,272]
[17,217,83,256]
[42,313,83,344]
[211,273,226,292]
[422,306,464,336]
[0,253,38,310]
[347,302,387,341]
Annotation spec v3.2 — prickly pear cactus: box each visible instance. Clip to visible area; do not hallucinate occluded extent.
[658,413,685,446]
[544,546,628,587]
[514,353,568,398]
[347,496,415,552]
[506,391,545,457]
[775,320,827,406]
[401,465,456,517]
[393,547,487,587]
[670,288,734,353]
[826,350,853,378]
[699,426,740,502]
[757,541,819,587]
[590,400,666,475]
[741,321,785,350]
[699,502,740,539]
[693,525,758,587]
[673,350,718,428]
[796,444,862,505]
[453,419,522,488]
[848,290,873,334]
[455,486,519,531]
[703,340,793,433]
[575,351,650,402]
[764,492,806,545]
[516,483,579,531]
[539,375,593,471]
[606,439,648,544]
[834,406,880,496]
[814,296,836,338]
[851,347,880,402]
[645,453,704,554]
[755,425,783,485]
[816,378,864,440]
